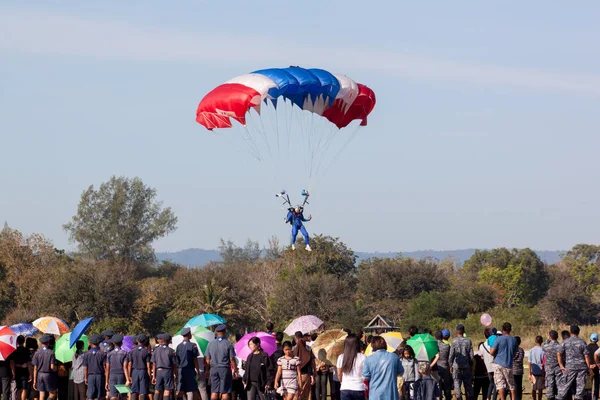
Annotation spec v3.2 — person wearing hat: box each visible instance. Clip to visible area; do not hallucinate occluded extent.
[101,331,116,354]
[448,324,474,400]
[589,334,599,400]
[557,325,592,400]
[32,334,58,400]
[105,334,128,400]
[433,330,452,400]
[175,328,201,400]
[151,334,177,400]
[204,325,237,400]
[124,334,152,400]
[83,334,108,400]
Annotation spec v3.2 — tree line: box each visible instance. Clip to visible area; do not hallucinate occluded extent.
[0,176,598,336]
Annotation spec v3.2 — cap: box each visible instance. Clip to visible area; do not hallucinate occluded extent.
[102,330,115,337]
[215,324,227,332]
[90,334,102,345]
[181,327,192,336]
[39,334,52,344]
[456,324,465,331]
[162,334,171,342]
[491,328,498,335]
[441,329,450,338]
[591,334,598,342]
[136,334,149,343]
[112,334,123,343]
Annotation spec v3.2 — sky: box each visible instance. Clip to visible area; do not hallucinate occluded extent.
[1,1,600,253]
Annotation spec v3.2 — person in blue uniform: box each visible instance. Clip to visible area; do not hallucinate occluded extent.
[285,206,312,251]
[205,325,237,400]
[125,335,151,400]
[175,328,201,400]
[84,334,107,400]
[32,334,57,400]
[151,334,177,400]
[101,331,115,354]
[105,334,128,400]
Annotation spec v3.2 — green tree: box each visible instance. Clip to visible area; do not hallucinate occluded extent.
[63,176,177,264]
[561,244,600,293]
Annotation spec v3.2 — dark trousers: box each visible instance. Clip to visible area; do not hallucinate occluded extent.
[487,373,498,400]
[593,368,599,400]
[245,382,266,400]
[1,377,11,400]
[514,375,523,400]
[340,391,365,400]
[315,373,328,400]
[474,377,490,400]
[73,383,86,400]
[329,376,340,400]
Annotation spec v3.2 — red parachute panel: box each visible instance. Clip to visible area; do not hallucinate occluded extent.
[196,83,261,130]
[322,84,376,129]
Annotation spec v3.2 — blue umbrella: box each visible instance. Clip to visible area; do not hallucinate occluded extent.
[10,323,39,337]
[70,317,94,348]
[184,314,226,328]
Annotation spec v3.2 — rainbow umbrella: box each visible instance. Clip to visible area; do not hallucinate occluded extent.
[55,333,88,363]
[32,316,70,335]
[0,326,17,361]
[284,315,324,336]
[171,326,214,356]
[235,332,277,361]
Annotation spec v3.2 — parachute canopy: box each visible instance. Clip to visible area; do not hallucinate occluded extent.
[196,66,376,130]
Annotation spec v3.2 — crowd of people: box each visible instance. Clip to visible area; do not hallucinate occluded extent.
[1,321,600,400]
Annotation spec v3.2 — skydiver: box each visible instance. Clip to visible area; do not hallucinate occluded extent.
[285,205,312,251]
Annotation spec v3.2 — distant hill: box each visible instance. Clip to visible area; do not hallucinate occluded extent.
[156,248,565,268]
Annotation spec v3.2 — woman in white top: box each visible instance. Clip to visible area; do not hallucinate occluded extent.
[336,334,366,400]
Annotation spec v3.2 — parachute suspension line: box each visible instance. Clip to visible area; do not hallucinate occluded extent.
[241,124,262,161]
[318,124,362,180]
[311,121,337,182]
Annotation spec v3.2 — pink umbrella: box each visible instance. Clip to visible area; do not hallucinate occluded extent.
[284,315,324,336]
[235,332,277,361]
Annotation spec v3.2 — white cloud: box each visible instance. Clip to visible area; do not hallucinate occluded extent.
[2,8,600,96]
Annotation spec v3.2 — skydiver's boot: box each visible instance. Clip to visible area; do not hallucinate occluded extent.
[305,244,311,252]
[292,244,296,250]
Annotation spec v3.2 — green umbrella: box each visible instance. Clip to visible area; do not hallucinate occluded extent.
[406,333,438,361]
[55,333,89,363]
[172,326,214,356]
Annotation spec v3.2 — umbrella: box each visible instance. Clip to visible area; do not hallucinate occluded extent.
[171,326,215,356]
[284,315,324,336]
[32,316,70,335]
[311,329,347,365]
[235,332,277,361]
[0,326,17,361]
[70,317,94,348]
[365,331,404,356]
[406,333,439,361]
[184,314,226,328]
[10,323,39,337]
[122,336,134,352]
[55,333,89,363]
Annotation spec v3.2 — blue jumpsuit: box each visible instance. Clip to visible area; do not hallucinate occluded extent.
[286,210,310,245]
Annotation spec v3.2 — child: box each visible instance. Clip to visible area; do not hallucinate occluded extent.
[414,361,440,400]
[274,342,301,400]
[402,346,419,400]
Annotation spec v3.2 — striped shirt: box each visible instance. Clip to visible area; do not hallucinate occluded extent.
[71,353,85,384]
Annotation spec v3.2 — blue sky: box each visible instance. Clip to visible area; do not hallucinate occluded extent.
[1,1,600,253]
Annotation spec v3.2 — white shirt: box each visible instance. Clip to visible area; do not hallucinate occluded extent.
[479,342,494,373]
[336,353,366,392]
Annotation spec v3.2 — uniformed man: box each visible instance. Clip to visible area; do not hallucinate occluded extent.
[125,334,152,400]
[32,334,57,400]
[544,330,562,400]
[101,331,116,354]
[557,325,591,400]
[84,334,108,400]
[152,334,178,400]
[175,328,201,400]
[436,329,453,400]
[448,324,474,400]
[105,334,128,400]
[204,325,237,400]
